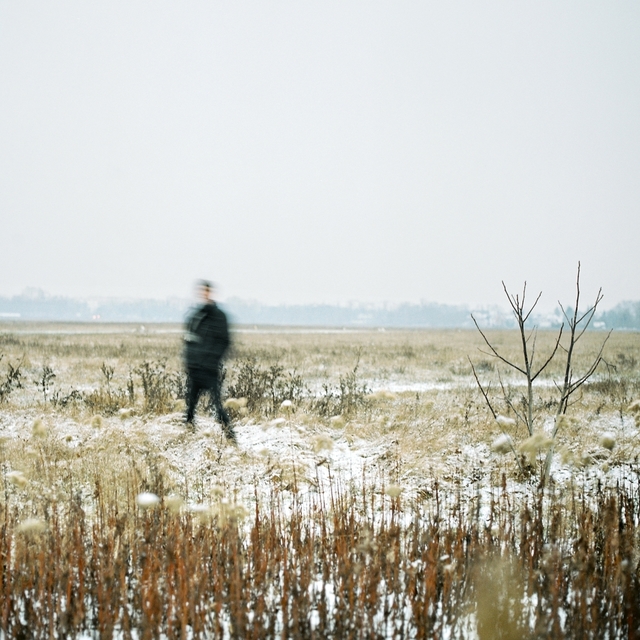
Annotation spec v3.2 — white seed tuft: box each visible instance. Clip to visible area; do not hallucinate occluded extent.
[599,432,616,451]
[32,419,47,438]
[491,434,513,455]
[385,484,404,498]
[313,434,334,453]
[7,471,28,488]
[518,432,554,466]
[188,503,212,522]
[17,518,46,534]
[210,485,225,497]
[136,492,160,508]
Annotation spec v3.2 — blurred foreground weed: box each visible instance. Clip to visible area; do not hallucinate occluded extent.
[226,358,306,416]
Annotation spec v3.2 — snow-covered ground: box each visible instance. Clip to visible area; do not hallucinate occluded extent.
[2,382,637,513]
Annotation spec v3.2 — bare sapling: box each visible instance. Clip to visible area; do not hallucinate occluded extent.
[470,263,610,480]
[471,282,562,437]
[542,263,611,478]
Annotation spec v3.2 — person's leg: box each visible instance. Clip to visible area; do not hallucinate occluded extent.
[185,370,202,425]
[210,367,235,441]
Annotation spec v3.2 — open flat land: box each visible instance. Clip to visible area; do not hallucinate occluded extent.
[1,322,639,638]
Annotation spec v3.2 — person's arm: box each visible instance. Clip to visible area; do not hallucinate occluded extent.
[219,312,231,357]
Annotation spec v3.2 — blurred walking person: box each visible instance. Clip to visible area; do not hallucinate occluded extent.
[183,280,236,442]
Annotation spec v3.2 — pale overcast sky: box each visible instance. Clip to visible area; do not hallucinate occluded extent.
[1,2,638,309]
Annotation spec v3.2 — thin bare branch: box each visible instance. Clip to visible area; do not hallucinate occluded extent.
[558,302,571,326]
[476,347,501,360]
[470,314,527,375]
[522,290,542,324]
[469,358,497,419]
[531,325,564,382]
[470,357,525,473]
[573,289,604,343]
[560,330,611,405]
[528,329,538,369]
[498,375,526,429]
[575,291,603,325]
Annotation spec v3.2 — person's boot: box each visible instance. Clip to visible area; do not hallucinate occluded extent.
[223,424,237,444]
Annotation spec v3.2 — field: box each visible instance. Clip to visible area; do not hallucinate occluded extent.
[1,322,639,638]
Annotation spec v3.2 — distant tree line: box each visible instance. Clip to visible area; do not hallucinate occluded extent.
[599,301,640,331]
[223,298,474,328]
[0,292,638,330]
[0,294,89,321]
[0,292,187,323]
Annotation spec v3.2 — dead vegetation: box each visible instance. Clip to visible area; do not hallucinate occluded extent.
[1,454,639,638]
[0,322,639,637]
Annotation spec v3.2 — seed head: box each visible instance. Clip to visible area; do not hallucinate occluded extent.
[7,471,28,488]
[189,503,212,513]
[555,415,572,431]
[188,503,212,522]
[599,432,616,451]
[164,494,184,513]
[558,445,575,466]
[495,415,516,428]
[518,432,554,466]
[491,434,513,455]
[313,434,334,453]
[17,518,46,535]
[136,492,160,508]
[233,504,249,521]
[385,484,404,498]
[32,418,47,438]
[580,451,595,466]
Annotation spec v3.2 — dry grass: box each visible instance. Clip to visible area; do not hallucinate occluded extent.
[1,322,640,637]
[1,446,639,638]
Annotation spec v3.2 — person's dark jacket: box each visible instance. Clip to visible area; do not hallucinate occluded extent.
[183,302,230,371]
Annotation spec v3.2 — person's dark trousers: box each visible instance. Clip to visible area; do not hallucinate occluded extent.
[185,367,230,428]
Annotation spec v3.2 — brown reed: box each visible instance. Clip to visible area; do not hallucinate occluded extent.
[1,466,639,638]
